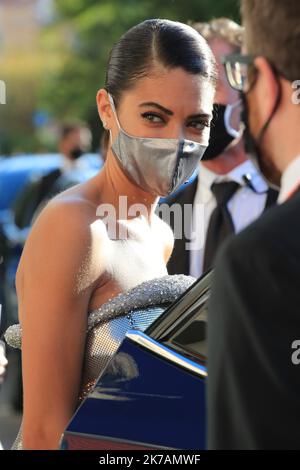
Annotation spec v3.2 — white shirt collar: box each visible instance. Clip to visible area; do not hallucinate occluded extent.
[60,154,90,174]
[199,159,268,192]
[278,155,300,204]
[61,155,77,173]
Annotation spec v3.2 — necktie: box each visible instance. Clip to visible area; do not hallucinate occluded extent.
[203,181,240,272]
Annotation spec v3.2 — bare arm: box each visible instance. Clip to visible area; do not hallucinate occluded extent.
[16,198,102,449]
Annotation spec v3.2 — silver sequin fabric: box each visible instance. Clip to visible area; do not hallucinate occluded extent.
[4,274,195,449]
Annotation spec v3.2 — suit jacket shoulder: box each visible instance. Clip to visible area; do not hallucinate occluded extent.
[208,190,300,449]
[158,177,198,275]
[223,189,300,260]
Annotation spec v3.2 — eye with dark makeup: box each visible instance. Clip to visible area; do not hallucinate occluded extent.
[141,112,165,124]
[141,111,211,134]
[187,120,211,132]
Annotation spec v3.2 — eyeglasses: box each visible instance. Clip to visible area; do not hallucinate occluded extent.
[221,53,257,93]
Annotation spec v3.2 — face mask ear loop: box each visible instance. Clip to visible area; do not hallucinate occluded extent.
[107,93,122,130]
[224,100,243,139]
[254,71,282,145]
[242,69,282,191]
[107,92,123,147]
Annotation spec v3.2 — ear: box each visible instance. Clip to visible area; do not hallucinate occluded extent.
[252,57,280,121]
[96,89,113,130]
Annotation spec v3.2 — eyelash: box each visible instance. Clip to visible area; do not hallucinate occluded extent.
[141,112,210,131]
[141,112,164,124]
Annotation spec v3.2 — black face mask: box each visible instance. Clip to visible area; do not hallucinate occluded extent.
[70,147,84,160]
[241,80,282,189]
[202,103,240,161]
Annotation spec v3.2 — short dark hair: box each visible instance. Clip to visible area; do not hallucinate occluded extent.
[104,18,217,106]
[241,0,300,82]
[60,123,88,141]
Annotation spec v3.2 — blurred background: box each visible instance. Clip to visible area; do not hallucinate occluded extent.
[0,0,239,449]
[0,0,239,155]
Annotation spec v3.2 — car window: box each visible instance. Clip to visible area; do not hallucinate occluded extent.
[145,271,211,366]
[162,296,208,364]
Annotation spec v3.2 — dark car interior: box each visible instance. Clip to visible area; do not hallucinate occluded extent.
[146,270,212,367]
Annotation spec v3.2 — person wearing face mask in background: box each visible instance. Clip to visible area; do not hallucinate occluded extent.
[13,122,92,231]
[164,18,278,278]
[208,0,300,449]
[33,123,93,213]
[57,122,92,168]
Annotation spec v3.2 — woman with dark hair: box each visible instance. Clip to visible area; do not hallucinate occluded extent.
[6,19,216,449]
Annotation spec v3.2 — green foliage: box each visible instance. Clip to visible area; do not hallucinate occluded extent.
[2,0,240,154]
[40,0,239,151]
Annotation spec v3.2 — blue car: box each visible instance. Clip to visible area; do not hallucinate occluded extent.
[61,272,210,450]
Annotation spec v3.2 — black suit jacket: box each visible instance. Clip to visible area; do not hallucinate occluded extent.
[162,177,278,276]
[14,168,62,229]
[208,189,300,449]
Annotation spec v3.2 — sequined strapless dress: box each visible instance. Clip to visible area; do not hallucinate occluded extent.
[4,274,195,450]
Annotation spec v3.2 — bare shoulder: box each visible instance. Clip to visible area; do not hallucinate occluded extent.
[16,193,107,298]
[153,213,174,263]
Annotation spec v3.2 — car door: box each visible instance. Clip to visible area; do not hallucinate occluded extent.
[61,271,211,450]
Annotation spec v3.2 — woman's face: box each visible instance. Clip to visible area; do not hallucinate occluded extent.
[97,66,215,147]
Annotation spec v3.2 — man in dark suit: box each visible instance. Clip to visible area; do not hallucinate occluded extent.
[13,123,92,229]
[208,0,300,449]
[164,19,277,277]
[165,175,277,276]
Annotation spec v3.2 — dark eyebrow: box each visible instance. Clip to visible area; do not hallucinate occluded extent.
[139,102,173,115]
[139,102,212,119]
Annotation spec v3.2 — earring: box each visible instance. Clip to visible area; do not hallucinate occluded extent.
[103,121,108,129]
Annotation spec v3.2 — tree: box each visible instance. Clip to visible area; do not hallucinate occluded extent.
[39,0,240,151]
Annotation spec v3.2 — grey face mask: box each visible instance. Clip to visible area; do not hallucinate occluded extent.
[108,93,207,197]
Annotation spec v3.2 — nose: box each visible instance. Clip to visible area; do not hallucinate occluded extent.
[166,123,186,140]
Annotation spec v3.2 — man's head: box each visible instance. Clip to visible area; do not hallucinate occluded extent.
[193,18,243,105]
[238,0,300,185]
[192,19,247,173]
[59,123,92,161]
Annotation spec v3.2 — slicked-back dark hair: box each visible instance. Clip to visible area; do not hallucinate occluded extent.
[104,18,217,106]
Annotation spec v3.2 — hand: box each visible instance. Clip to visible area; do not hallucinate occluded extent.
[0,341,8,384]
